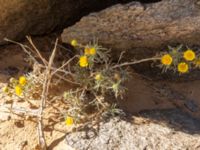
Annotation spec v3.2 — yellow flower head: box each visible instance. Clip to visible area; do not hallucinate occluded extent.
[183,50,195,61]
[178,62,189,73]
[84,47,96,56]
[95,73,102,81]
[79,56,89,67]
[65,116,74,126]
[19,76,27,86]
[195,59,200,67]
[89,47,96,55]
[71,39,78,47]
[15,85,22,96]
[161,54,173,66]
[2,86,9,93]
[84,48,90,55]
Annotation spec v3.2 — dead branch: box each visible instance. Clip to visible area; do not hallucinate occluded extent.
[4,38,39,64]
[37,38,58,150]
[111,57,160,69]
[52,55,78,75]
[0,105,40,117]
[27,36,48,66]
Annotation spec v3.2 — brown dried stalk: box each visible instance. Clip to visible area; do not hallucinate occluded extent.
[112,57,161,69]
[37,38,58,150]
[0,105,40,117]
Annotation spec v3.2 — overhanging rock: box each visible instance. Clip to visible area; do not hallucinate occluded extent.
[62,0,200,59]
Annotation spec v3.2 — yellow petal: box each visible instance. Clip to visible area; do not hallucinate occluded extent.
[89,47,96,55]
[178,62,189,73]
[71,40,78,47]
[183,50,195,61]
[15,85,22,96]
[79,56,89,67]
[84,48,90,55]
[19,76,27,86]
[65,116,74,126]
[161,54,173,66]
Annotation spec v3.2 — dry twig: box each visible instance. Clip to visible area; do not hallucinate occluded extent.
[37,38,58,150]
[112,57,160,69]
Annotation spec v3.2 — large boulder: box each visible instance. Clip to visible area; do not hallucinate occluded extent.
[0,0,132,45]
[62,0,200,59]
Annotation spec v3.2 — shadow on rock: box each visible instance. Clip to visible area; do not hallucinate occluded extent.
[138,108,200,134]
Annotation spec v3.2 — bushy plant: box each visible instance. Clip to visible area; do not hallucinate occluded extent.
[2,37,200,149]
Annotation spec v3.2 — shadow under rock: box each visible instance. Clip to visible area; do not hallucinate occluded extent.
[138,108,200,134]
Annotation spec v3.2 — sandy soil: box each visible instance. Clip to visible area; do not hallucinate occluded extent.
[0,37,76,150]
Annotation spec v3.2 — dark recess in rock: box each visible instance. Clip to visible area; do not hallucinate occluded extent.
[0,0,162,45]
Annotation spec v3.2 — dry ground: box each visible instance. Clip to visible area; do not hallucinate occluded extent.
[0,39,74,150]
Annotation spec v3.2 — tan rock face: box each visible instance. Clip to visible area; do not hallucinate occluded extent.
[62,0,200,59]
[0,0,132,45]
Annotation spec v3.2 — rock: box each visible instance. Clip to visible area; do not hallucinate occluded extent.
[64,109,200,150]
[0,0,132,45]
[62,0,200,59]
[117,72,175,113]
[118,72,200,118]
[53,141,75,150]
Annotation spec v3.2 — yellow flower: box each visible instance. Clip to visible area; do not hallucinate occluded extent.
[65,116,74,126]
[15,85,22,96]
[84,48,90,55]
[2,86,9,93]
[183,50,195,61]
[70,39,78,47]
[161,54,173,66]
[95,73,102,81]
[194,59,200,67]
[84,47,96,56]
[19,76,27,86]
[178,62,189,73]
[79,56,89,67]
[89,47,96,55]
